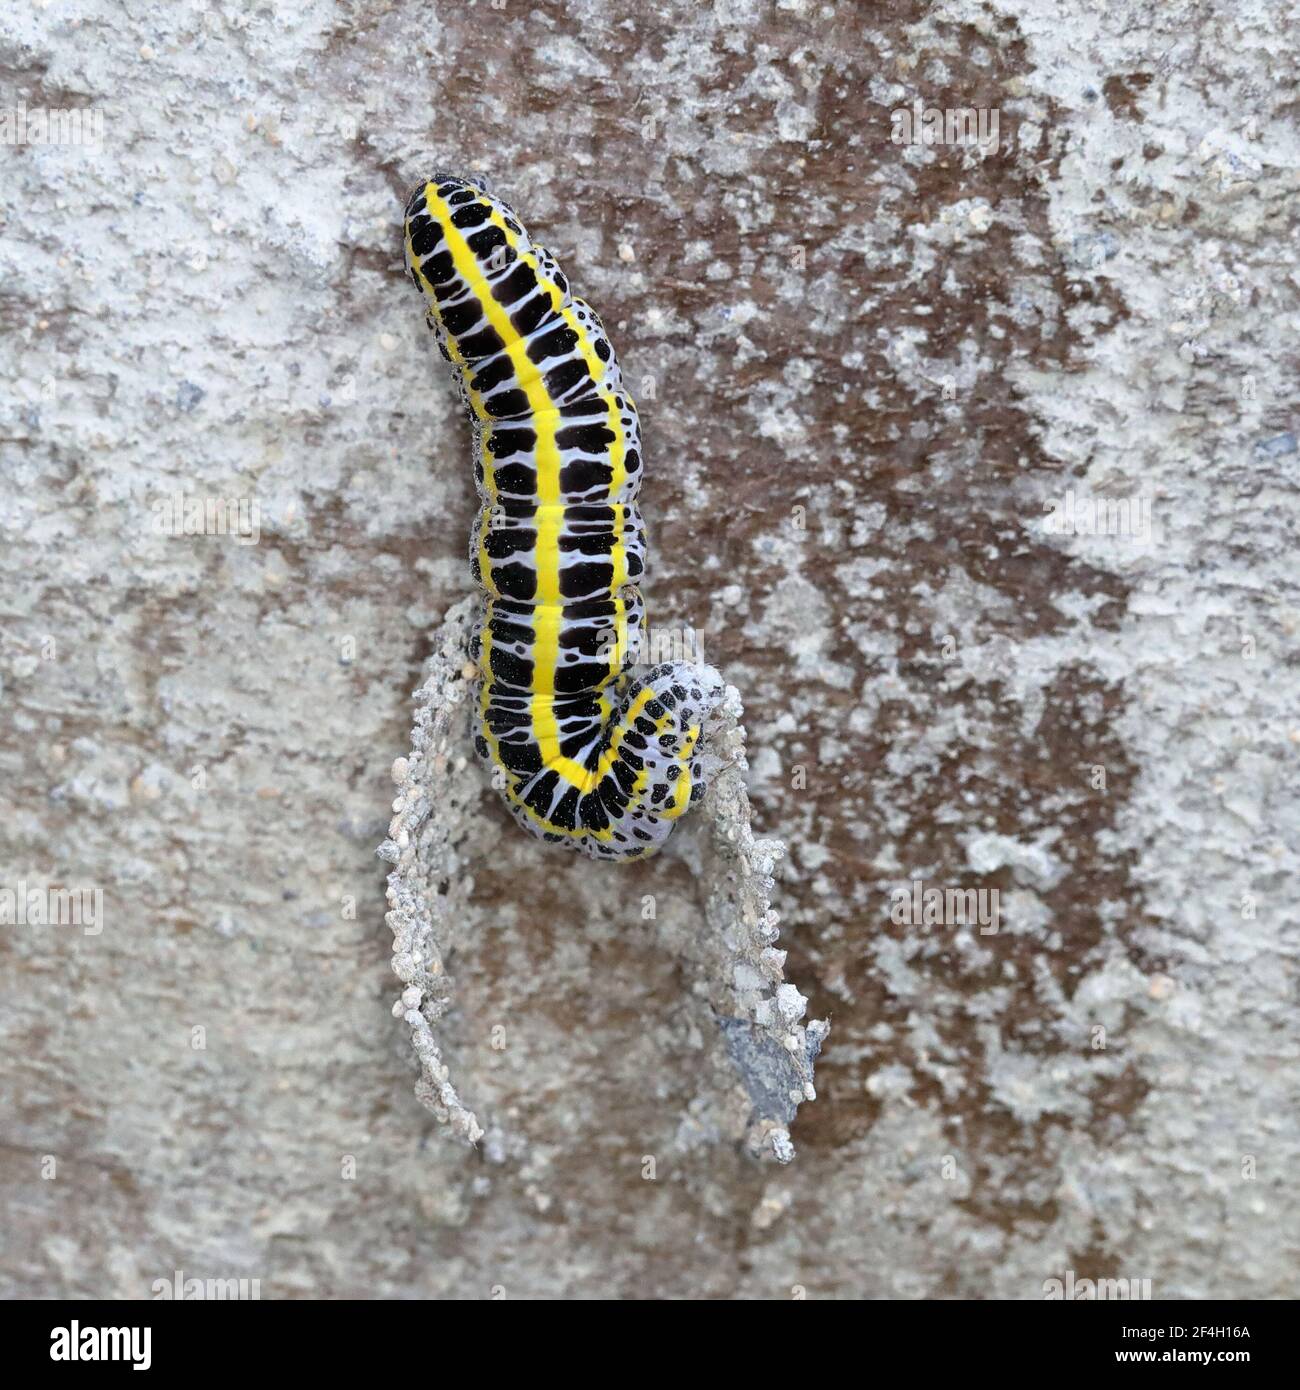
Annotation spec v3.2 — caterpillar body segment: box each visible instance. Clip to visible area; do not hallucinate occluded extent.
[403,173,722,860]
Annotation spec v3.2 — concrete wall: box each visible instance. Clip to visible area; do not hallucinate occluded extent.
[1,0,1296,1298]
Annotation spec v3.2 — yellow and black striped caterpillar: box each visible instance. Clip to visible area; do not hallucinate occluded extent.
[403,173,723,860]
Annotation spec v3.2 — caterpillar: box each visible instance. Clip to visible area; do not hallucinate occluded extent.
[402,172,723,861]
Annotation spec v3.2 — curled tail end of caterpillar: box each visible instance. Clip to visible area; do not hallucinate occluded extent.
[605,658,727,844]
[484,661,726,861]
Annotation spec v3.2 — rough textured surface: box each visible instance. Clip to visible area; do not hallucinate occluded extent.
[1,0,1296,1298]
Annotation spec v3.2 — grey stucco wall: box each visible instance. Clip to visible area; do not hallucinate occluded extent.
[1,0,1296,1298]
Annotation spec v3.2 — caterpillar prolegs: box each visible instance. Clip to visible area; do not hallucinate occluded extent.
[402,173,723,860]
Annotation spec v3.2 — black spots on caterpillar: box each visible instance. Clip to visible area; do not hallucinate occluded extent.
[559,616,613,658]
[497,739,544,781]
[558,530,613,558]
[527,324,578,364]
[484,388,530,420]
[559,560,613,599]
[550,784,581,832]
[483,521,538,559]
[431,275,463,305]
[486,606,532,644]
[495,262,537,306]
[487,424,535,456]
[510,293,553,338]
[492,461,537,495]
[555,661,609,696]
[553,660,601,697]
[408,215,443,258]
[559,457,614,495]
[555,421,615,454]
[441,298,481,337]
[466,224,507,260]
[487,642,534,690]
[523,768,561,819]
[469,355,515,396]
[458,325,505,360]
[419,249,456,286]
[489,563,537,602]
[450,202,491,228]
[597,775,627,815]
[559,399,605,418]
[544,358,590,400]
